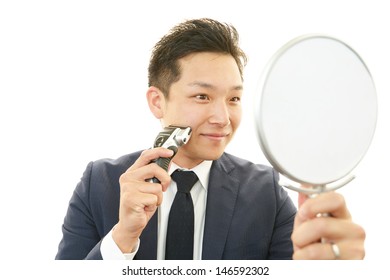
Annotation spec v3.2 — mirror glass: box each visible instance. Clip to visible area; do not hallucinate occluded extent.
[255,35,377,189]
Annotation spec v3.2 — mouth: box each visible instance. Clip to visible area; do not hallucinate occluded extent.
[200,133,230,141]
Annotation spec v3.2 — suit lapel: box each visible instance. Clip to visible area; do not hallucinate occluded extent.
[202,154,240,259]
[135,210,157,260]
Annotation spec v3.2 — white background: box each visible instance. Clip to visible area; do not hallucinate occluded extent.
[1,0,389,272]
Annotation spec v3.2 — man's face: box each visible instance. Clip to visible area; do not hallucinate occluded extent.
[160,52,243,168]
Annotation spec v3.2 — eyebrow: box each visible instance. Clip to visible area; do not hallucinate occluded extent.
[187,81,243,91]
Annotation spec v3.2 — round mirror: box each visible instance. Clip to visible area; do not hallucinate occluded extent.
[255,34,377,192]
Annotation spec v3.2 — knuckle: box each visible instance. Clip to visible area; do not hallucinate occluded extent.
[119,173,127,184]
[349,240,366,259]
[140,149,150,157]
[358,244,366,259]
[354,224,366,240]
[314,217,328,234]
[306,245,322,259]
[290,230,298,244]
[119,175,134,189]
[355,245,365,259]
[333,192,346,207]
[120,191,133,202]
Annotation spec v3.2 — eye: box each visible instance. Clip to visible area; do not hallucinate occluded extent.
[195,94,209,101]
[230,96,241,102]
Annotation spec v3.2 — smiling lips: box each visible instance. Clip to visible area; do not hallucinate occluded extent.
[201,132,230,141]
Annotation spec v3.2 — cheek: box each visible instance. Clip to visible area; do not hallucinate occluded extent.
[165,103,202,127]
[178,103,207,122]
[230,108,242,128]
[184,112,206,130]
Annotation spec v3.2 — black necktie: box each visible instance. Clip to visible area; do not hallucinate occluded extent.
[165,170,198,260]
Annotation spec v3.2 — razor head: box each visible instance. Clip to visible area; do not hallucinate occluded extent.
[153,125,192,149]
[171,126,192,146]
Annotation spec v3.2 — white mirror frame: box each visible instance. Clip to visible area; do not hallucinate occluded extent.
[255,34,377,194]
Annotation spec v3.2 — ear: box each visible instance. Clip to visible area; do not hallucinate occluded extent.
[146,86,165,119]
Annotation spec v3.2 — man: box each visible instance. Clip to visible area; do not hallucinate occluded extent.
[56,18,365,260]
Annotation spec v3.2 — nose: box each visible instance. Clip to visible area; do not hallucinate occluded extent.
[209,101,230,127]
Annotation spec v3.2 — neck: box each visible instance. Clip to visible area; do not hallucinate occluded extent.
[172,154,204,170]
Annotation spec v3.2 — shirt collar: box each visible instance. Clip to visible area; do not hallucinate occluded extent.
[169,160,212,190]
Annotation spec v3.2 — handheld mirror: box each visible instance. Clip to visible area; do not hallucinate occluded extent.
[255,35,377,195]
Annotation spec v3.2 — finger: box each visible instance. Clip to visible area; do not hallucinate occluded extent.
[296,192,351,223]
[292,216,365,248]
[298,192,309,208]
[144,204,158,213]
[128,148,174,171]
[134,181,165,206]
[293,241,337,260]
[293,239,365,260]
[121,191,159,215]
[120,163,172,191]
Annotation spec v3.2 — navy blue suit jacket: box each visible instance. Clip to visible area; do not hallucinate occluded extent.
[56,151,296,260]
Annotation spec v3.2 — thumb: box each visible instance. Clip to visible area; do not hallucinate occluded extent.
[298,192,309,208]
[297,184,313,208]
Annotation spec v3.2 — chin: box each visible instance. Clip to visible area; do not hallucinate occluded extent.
[200,150,225,161]
[182,144,227,162]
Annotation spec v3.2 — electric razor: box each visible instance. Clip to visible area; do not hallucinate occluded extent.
[149,125,192,183]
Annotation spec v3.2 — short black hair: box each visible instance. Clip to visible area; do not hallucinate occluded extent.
[148,18,247,97]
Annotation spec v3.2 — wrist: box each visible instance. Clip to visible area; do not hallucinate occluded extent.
[112,224,139,253]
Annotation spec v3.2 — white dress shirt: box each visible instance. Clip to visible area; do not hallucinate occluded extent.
[100,160,212,260]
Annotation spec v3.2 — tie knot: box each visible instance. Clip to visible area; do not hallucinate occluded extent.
[171,170,198,193]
